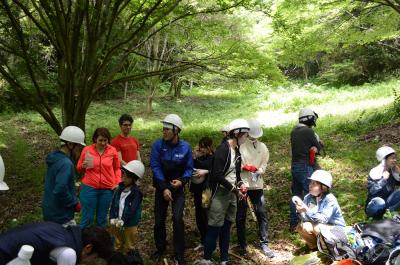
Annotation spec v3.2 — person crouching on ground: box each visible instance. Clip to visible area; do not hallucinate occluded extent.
[294,170,346,251]
[109,160,144,253]
[365,146,400,219]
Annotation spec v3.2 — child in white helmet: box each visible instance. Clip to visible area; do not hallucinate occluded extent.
[294,170,346,250]
[365,146,400,219]
[109,160,144,253]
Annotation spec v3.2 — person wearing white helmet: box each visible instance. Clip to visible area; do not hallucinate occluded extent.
[294,170,346,251]
[236,119,274,258]
[0,154,9,191]
[109,160,144,253]
[42,126,85,226]
[194,119,249,265]
[220,125,230,143]
[150,114,193,265]
[289,107,322,231]
[365,146,400,219]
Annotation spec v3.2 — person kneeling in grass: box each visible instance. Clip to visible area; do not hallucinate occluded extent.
[293,170,346,251]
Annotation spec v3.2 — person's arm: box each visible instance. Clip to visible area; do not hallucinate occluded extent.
[53,163,78,207]
[136,151,141,161]
[76,147,88,173]
[212,143,235,191]
[179,144,194,185]
[304,197,336,224]
[150,141,168,191]
[117,151,126,166]
[306,129,322,152]
[112,149,121,186]
[258,144,269,173]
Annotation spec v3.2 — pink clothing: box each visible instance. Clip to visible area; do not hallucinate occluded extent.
[77,144,121,189]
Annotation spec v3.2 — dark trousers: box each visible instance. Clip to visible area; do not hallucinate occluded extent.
[290,163,314,227]
[154,189,185,258]
[193,190,208,244]
[236,189,269,249]
[204,219,232,262]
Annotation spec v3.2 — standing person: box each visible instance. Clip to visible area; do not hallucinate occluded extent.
[236,119,274,258]
[42,126,86,226]
[0,154,9,191]
[77,127,121,228]
[365,146,400,219]
[194,119,249,265]
[290,108,322,230]
[109,160,144,253]
[294,170,346,250]
[191,137,214,251]
[111,114,141,165]
[0,222,113,265]
[150,114,193,265]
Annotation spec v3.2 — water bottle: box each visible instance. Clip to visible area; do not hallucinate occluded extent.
[7,245,34,265]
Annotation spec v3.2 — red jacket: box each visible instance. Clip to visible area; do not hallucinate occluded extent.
[77,144,121,189]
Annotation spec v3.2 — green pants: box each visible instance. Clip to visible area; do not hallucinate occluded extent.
[208,187,237,227]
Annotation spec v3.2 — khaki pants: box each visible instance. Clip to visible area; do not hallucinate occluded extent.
[109,225,138,253]
[296,222,332,249]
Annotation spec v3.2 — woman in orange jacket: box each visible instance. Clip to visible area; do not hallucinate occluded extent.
[77,127,121,228]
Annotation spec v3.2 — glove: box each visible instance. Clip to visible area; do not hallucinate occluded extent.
[110,218,117,226]
[242,165,258,172]
[116,220,124,228]
[74,202,81,212]
[239,186,248,200]
[309,148,316,166]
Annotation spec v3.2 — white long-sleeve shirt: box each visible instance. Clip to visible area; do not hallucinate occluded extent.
[240,139,269,190]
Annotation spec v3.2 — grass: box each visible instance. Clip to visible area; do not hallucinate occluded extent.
[0,79,398,263]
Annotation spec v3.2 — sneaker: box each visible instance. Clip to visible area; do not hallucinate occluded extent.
[220,261,230,265]
[194,243,204,251]
[150,250,164,261]
[193,259,213,265]
[261,245,275,258]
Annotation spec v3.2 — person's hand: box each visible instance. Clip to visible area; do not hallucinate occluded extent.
[194,169,208,177]
[116,220,124,228]
[170,179,182,189]
[110,218,117,226]
[310,146,318,153]
[383,170,390,180]
[163,189,173,201]
[393,164,400,173]
[296,203,308,213]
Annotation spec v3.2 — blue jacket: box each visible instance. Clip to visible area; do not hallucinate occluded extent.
[109,183,143,227]
[0,222,82,265]
[150,139,193,191]
[42,151,78,224]
[303,193,346,227]
[366,163,400,206]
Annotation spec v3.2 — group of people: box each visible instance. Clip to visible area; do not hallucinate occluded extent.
[0,107,400,265]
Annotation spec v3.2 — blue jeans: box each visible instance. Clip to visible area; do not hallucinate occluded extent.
[236,189,269,249]
[80,184,113,228]
[290,163,314,227]
[366,190,400,218]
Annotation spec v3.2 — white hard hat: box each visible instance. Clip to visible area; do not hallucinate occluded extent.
[220,125,230,133]
[299,108,318,123]
[376,146,396,162]
[229,119,250,134]
[247,119,263,138]
[161,114,183,130]
[0,154,9,190]
[59,126,86,146]
[309,170,332,189]
[122,160,145,179]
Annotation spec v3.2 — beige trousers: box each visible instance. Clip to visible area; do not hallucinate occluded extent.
[296,222,332,249]
[109,225,138,253]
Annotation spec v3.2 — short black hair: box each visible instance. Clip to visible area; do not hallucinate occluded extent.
[119,114,133,125]
[82,226,113,259]
[199,137,213,148]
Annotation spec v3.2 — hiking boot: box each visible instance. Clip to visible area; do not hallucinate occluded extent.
[193,259,213,265]
[150,250,164,261]
[261,244,275,258]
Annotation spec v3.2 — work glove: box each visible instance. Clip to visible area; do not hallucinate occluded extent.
[116,220,124,228]
[309,148,316,166]
[74,202,81,212]
[110,218,118,226]
[239,186,248,200]
[242,165,258,172]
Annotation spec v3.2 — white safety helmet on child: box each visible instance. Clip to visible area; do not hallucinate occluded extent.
[220,125,230,133]
[161,114,183,132]
[299,108,318,126]
[376,146,396,162]
[59,126,86,146]
[0,154,9,190]
[309,170,332,189]
[247,119,263,139]
[122,160,145,179]
[229,119,250,134]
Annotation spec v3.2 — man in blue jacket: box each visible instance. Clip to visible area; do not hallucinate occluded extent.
[0,222,113,265]
[150,114,193,265]
[42,126,86,226]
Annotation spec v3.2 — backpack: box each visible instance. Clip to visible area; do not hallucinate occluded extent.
[317,226,357,261]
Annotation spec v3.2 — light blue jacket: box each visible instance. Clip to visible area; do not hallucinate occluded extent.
[303,193,346,227]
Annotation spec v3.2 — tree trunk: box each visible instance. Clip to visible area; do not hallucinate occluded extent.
[124,82,128,100]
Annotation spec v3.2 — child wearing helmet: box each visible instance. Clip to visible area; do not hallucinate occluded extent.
[365,146,400,219]
[294,170,346,250]
[109,160,144,253]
